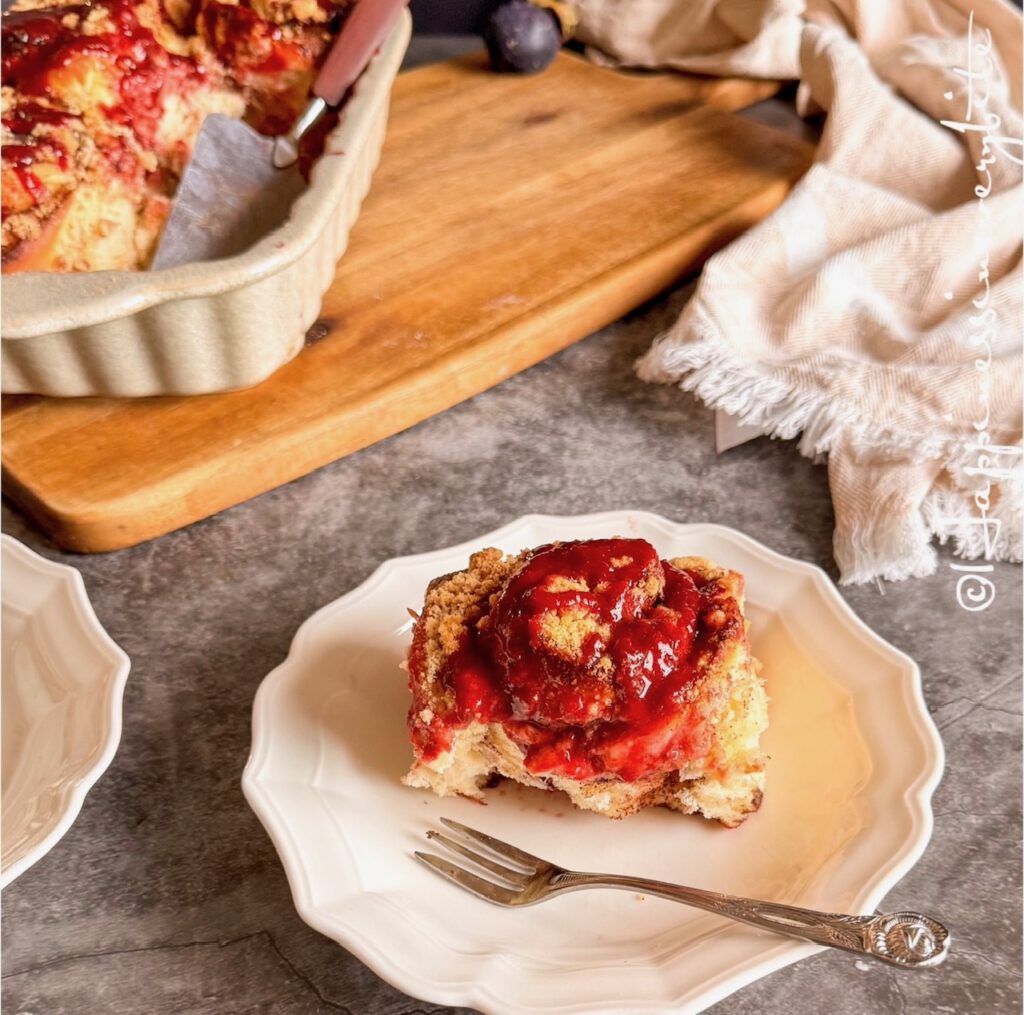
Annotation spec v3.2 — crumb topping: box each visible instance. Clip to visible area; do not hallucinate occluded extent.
[2,0,352,271]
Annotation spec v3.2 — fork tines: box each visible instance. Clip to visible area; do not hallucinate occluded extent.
[414,817,549,907]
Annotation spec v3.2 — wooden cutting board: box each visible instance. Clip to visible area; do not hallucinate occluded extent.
[2,51,811,553]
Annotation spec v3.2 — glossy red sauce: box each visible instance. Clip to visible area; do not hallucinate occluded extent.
[2,100,74,131]
[199,2,312,77]
[4,144,48,168]
[12,166,48,202]
[420,539,732,783]
[2,1,206,153]
[2,1,340,229]
[4,112,68,205]
[1,8,71,74]
[3,103,70,182]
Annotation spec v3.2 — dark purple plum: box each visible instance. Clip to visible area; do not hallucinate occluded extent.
[485,0,562,74]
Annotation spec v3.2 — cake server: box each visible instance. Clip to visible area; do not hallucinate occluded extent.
[152,0,408,270]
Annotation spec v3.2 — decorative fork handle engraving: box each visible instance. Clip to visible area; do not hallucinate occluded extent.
[550,872,950,968]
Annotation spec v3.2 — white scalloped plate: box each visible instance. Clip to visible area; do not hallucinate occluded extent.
[242,512,944,1014]
[1,535,130,887]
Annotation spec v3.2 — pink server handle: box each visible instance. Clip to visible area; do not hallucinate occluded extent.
[313,0,410,107]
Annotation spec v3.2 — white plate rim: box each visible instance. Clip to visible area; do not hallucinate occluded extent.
[242,510,945,1013]
[1,534,131,888]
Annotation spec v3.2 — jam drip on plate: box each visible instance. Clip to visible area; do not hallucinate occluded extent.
[425,538,743,783]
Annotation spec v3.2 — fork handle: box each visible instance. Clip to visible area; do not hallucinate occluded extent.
[550,872,949,968]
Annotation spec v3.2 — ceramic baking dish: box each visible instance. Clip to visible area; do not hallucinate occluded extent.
[0,9,411,398]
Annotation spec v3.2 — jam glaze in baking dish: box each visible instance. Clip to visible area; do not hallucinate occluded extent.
[1,0,349,273]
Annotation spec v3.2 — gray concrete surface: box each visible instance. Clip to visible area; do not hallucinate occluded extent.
[2,282,1021,1014]
[2,36,1021,1015]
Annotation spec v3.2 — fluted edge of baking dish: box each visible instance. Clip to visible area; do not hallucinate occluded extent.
[0,9,411,398]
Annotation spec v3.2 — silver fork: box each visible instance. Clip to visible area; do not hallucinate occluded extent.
[415,818,950,969]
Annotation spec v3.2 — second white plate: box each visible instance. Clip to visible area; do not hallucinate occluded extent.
[242,511,944,1014]
[2,535,130,887]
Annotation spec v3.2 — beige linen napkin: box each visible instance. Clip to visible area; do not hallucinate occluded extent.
[577,0,1023,583]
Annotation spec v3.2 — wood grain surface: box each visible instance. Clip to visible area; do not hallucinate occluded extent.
[1,51,811,553]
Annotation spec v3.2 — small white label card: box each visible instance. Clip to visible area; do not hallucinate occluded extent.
[715,410,765,453]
